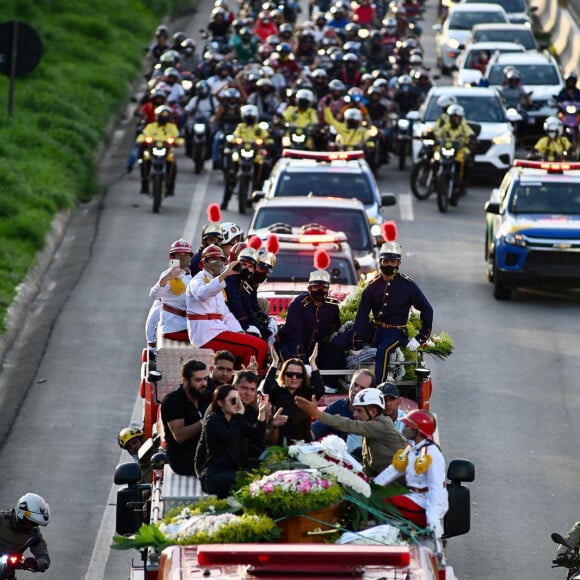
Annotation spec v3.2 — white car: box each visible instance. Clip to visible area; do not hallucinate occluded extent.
[482,51,565,132]
[410,86,521,174]
[434,3,509,74]
[453,41,526,87]
[461,0,538,25]
[466,22,545,52]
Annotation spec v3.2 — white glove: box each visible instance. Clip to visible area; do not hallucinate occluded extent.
[428,521,443,538]
[247,325,261,336]
[406,337,420,352]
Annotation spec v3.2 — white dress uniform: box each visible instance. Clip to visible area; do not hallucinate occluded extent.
[374,439,448,535]
[149,267,192,334]
[186,269,242,347]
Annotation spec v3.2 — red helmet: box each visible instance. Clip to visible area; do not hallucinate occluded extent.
[229,241,247,262]
[201,244,226,263]
[169,239,194,257]
[401,410,436,439]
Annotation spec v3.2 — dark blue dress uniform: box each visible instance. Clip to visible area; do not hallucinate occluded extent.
[278,291,342,368]
[225,276,271,339]
[351,273,433,383]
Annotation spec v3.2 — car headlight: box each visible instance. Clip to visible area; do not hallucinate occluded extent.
[504,232,526,247]
[492,132,514,146]
[446,38,461,50]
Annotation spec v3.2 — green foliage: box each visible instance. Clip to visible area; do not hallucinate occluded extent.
[162,497,234,521]
[0,0,194,332]
[111,523,172,552]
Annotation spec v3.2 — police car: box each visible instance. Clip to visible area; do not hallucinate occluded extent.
[252,150,397,226]
[252,225,360,323]
[484,160,580,299]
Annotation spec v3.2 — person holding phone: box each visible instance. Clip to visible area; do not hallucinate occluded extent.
[195,384,269,498]
[149,239,194,342]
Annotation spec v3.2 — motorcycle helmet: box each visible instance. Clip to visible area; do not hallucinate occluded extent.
[504,67,520,83]
[402,409,437,439]
[256,77,273,93]
[171,31,188,50]
[16,493,50,527]
[329,79,346,96]
[346,86,364,104]
[201,244,227,264]
[117,426,144,450]
[447,104,465,128]
[159,50,180,69]
[343,52,359,65]
[344,107,363,129]
[311,68,328,81]
[155,105,174,125]
[181,38,196,55]
[211,6,226,18]
[409,53,423,66]
[220,222,244,246]
[216,61,230,76]
[201,224,224,242]
[150,89,166,106]
[544,115,563,138]
[353,388,385,410]
[169,239,194,257]
[222,87,241,105]
[436,94,457,112]
[279,23,293,37]
[164,67,182,82]
[155,25,169,39]
[382,16,398,34]
[196,80,210,98]
[296,88,314,108]
[379,241,402,260]
[241,104,259,124]
[342,41,360,55]
[565,72,578,88]
[397,74,413,88]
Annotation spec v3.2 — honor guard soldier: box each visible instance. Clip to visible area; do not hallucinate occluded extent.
[347,238,433,383]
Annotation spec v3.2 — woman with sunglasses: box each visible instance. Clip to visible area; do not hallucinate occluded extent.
[196,384,269,498]
[262,343,325,445]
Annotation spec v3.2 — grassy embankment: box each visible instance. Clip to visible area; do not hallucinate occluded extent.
[0,0,193,333]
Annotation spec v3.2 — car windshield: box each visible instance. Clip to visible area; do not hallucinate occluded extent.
[509,182,580,214]
[268,251,358,284]
[424,94,506,122]
[465,0,526,11]
[487,63,560,86]
[252,207,373,252]
[471,29,536,50]
[448,10,507,30]
[463,47,522,70]
[275,171,375,205]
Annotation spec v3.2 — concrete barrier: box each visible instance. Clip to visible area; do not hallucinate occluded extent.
[535,0,560,33]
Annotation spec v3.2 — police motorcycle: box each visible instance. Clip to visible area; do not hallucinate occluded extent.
[187,117,210,174]
[0,536,42,579]
[552,531,580,579]
[410,130,437,200]
[433,137,463,213]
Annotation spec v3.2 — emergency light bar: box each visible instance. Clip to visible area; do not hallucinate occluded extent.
[513,160,580,173]
[197,544,412,568]
[282,149,365,161]
[267,232,347,245]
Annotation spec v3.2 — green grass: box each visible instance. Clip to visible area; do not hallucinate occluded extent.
[0,0,193,332]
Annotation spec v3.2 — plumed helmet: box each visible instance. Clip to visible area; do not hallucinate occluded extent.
[258,249,277,270]
[308,270,331,286]
[379,241,402,260]
[201,244,226,263]
[238,247,259,265]
[169,239,194,256]
[402,409,437,439]
[353,388,385,410]
[544,115,563,137]
[15,493,50,527]
[201,224,224,241]
[117,426,144,449]
[220,222,244,245]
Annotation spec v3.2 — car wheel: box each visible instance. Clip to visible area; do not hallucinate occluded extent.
[492,257,511,300]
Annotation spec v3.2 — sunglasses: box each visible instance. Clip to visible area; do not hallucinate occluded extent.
[284,372,304,379]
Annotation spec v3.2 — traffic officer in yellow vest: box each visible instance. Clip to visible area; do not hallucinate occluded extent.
[533,116,573,161]
[324,106,377,151]
[282,89,319,149]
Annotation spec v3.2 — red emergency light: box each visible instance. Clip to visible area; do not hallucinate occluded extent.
[513,159,580,173]
[196,544,411,568]
[282,149,365,161]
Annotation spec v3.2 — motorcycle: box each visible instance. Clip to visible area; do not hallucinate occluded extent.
[282,123,312,150]
[558,100,580,151]
[222,136,269,214]
[185,116,210,174]
[433,138,463,213]
[0,535,42,579]
[141,136,176,214]
[392,113,414,170]
[552,531,580,579]
[410,133,437,200]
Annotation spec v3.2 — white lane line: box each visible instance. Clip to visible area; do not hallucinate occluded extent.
[398,193,415,221]
[85,396,143,580]
[183,171,211,239]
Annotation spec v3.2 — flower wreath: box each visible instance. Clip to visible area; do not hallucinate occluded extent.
[288,435,371,497]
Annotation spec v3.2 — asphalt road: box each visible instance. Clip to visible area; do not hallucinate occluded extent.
[0,3,579,580]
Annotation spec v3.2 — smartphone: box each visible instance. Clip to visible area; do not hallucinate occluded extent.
[170,259,180,269]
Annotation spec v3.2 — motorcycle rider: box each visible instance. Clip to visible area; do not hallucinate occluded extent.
[434,94,457,129]
[211,87,242,169]
[282,88,319,147]
[136,105,183,196]
[434,104,475,194]
[374,410,448,541]
[317,79,346,124]
[532,116,573,161]
[0,494,50,574]
[247,78,281,123]
[324,106,377,156]
[393,74,422,117]
[557,72,580,103]
[367,85,392,164]
[499,67,531,142]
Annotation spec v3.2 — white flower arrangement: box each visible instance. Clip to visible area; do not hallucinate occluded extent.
[288,436,371,498]
[337,524,405,546]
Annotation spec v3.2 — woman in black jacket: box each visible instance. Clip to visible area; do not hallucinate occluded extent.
[196,384,268,498]
[262,343,325,445]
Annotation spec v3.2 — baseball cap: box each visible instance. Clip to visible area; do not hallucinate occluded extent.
[378,382,400,399]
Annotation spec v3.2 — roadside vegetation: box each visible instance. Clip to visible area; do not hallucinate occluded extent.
[0,0,193,332]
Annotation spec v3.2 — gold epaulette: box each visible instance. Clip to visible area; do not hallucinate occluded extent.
[325,296,340,305]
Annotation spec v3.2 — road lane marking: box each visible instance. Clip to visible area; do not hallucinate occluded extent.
[183,171,211,239]
[398,193,414,221]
